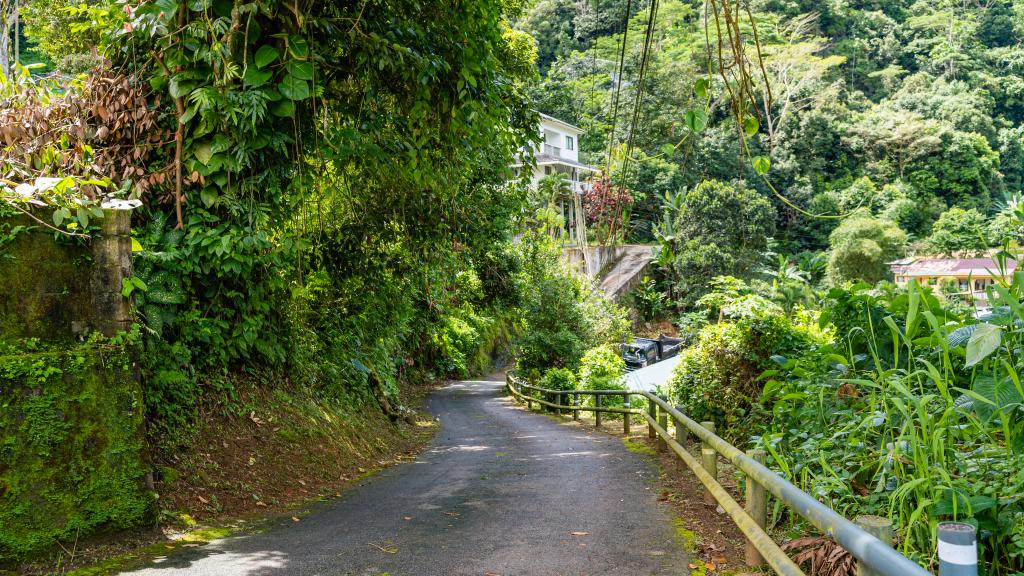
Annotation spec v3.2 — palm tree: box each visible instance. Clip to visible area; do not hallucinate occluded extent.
[759,253,807,288]
[533,173,572,210]
[531,173,572,238]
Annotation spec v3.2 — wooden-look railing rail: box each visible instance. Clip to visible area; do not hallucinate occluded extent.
[506,374,939,576]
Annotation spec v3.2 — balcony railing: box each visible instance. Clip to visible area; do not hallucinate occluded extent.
[543,143,562,157]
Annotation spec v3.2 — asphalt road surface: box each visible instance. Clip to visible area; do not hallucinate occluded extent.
[120,376,688,576]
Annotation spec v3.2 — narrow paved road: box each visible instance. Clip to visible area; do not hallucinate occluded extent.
[121,376,688,576]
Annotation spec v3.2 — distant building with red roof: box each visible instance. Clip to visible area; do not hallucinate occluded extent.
[890,256,1017,309]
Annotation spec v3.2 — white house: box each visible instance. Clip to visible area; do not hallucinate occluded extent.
[514,113,594,193]
[512,113,595,245]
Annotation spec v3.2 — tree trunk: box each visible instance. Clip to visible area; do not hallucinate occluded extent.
[1,1,19,80]
[0,16,10,80]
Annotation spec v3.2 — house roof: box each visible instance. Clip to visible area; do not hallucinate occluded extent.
[892,257,1017,278]
[538,112,584,134]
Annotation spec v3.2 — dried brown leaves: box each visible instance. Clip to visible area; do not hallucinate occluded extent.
[781,536,856,576]
[0,68,171,200]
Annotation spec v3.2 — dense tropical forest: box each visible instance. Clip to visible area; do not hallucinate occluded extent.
[5,0,1024,574]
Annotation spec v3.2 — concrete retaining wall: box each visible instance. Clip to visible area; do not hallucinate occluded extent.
[0,209,132,340]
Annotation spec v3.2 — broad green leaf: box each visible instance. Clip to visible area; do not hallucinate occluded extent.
[694,78,709,99]
[77,207,90,228]
[286,61,314,81]
[193,142,214,166]
[243,67,273,88]
[271,99,295,117]
[200,188,218,207]
[289,36,309,59]
[168,75,196,99]
[975,374,1023,408]
[660,143,674,156]
[752,155,771,174]
[684,109,707,133]
[947,324,980,348]
[254,45,279,68]
[742,116,759,136]
[278,75,310,100]
[52,209,64,226]
[965,323,1002,367]
[179,104,198,124]
[131,238,144,252]
[262,87,282,102]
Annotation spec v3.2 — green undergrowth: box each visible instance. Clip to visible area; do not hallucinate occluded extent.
[22,375,438,575]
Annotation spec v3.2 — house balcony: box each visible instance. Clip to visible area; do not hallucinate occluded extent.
[543,144,563,157]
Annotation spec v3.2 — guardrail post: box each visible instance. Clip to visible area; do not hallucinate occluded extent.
[647,400,656,438]
[674,406,687,446]
[573,393,579,421]
[595,395,602,428]
[854,515,893,576]
[938,522,977,576]
[744,449,767,567]
[527,391,532,411]
[700,421,717,506]
[623,394,631,435]
[657,396,669,452]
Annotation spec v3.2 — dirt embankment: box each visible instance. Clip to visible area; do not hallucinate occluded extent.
[17,382,439,576]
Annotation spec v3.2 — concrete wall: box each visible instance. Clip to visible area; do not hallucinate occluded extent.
[0,209,132,341]
[562,244,655,301]
[562,245,628,278]
[0,209,151,562]
[0,346,153,561]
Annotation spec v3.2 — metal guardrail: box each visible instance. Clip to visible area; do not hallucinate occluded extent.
[506,374,940,576]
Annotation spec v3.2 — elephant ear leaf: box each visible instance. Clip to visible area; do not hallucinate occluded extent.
[965,323,1001,367]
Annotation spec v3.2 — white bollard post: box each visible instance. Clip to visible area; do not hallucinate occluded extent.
[938,522,978,576]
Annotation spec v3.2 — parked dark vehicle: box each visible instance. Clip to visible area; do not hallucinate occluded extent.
[655,334,683,360]
[621,339,658,370]
[621,335,683,371]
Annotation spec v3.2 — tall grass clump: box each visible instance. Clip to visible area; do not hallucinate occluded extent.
[759,277,1024,573]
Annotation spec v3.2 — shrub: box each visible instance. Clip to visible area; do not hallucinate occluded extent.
[539,367,578,391]
[579,345,627,407]
[538,367,578,409]
[667,304,823,435]
[513,230,630,373]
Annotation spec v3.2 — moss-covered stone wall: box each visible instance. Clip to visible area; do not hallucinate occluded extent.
[0,344,154,563]
[0,209,132,341]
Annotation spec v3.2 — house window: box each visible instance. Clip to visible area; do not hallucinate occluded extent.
[544,166,551,175]
[565,135,574,150]
[571,168,577,181]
